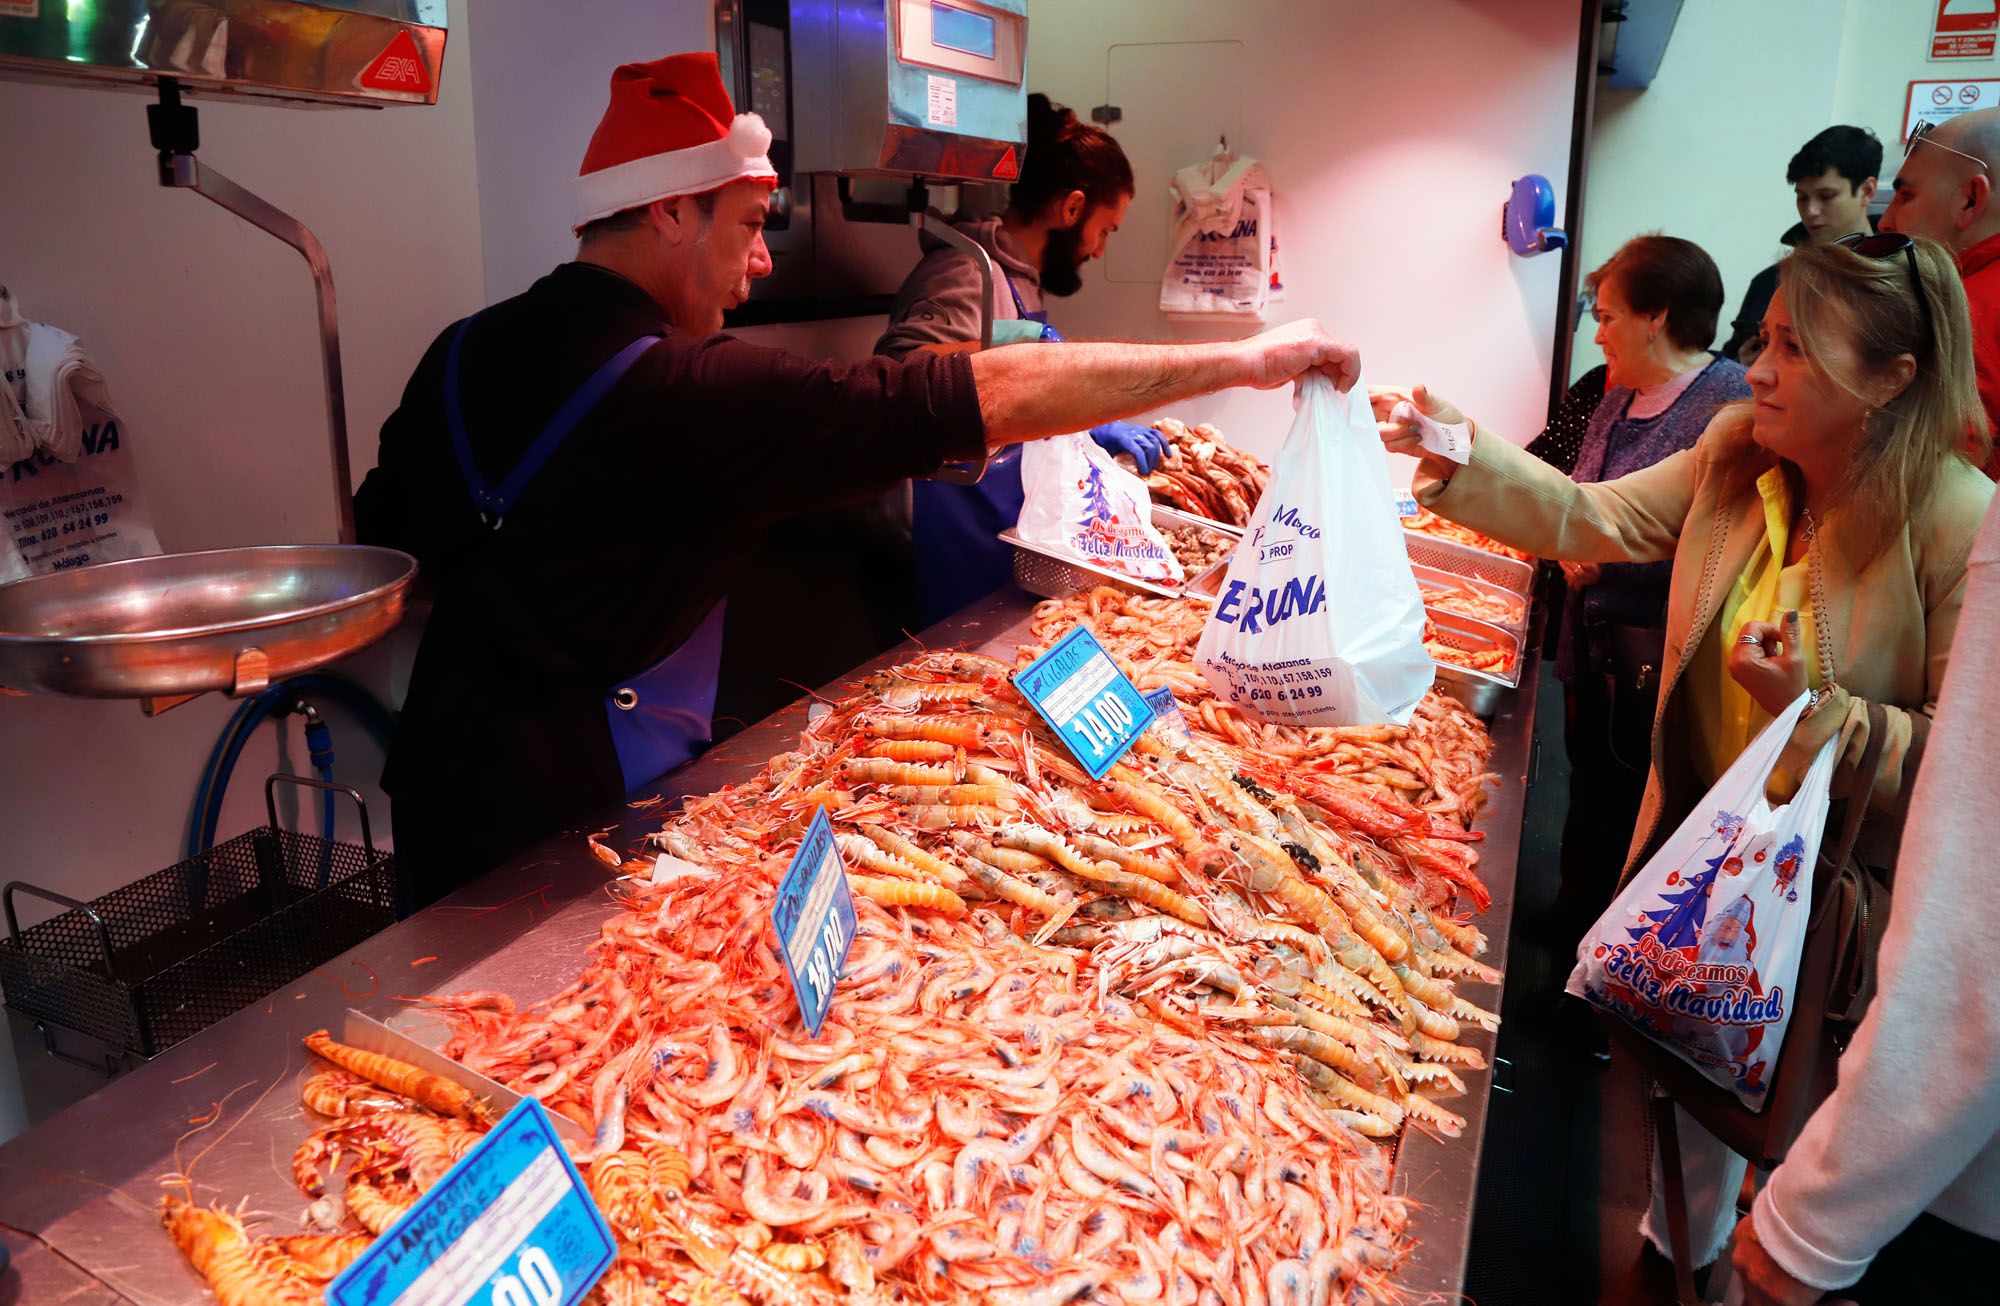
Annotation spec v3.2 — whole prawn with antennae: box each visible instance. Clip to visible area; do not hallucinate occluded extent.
[304,1030,495,1127]
[162,1198,318,1305]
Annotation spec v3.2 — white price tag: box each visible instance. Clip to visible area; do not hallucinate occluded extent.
[926,74,958,127]
[1397,401,1473,466]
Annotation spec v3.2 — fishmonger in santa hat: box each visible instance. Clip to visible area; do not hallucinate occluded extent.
[355,52,1361,912]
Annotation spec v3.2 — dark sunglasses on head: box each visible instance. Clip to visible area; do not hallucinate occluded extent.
[1835,231,1934,355]
[1906,119,1990,172]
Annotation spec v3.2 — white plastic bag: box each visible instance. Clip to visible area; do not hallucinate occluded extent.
[1194,374,1432,727]
[0,396,162,583]
[1018,433,1185,585]
[1160,154,1276,319]
[1567,691,1840,1110]
[0,289,159,582]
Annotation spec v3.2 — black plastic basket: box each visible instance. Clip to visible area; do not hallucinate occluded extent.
[0,774,395,1061]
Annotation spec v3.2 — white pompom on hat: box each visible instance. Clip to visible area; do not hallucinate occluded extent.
[573,52,777,234]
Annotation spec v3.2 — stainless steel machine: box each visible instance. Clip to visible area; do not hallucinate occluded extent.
[0,0,447,107]
[716,0,1028,480]
[0,2,448,699]
[716,0,1030,338]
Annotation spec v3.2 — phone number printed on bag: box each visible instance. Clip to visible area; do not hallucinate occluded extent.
[1014,625,1156,780]
[771,806,856,1039]
[327,1099,616,1306]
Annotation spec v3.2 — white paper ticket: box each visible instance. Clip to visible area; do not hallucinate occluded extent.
[1396,402,1474,465]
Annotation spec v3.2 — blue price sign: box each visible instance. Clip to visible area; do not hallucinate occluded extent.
[1142,686,1193,753]
[1013,625,1156,780]
[771,807,856,1038]
[327,1099,615,1306]
[1394,489,1421,519]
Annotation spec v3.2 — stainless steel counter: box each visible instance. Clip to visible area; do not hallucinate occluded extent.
[0,588,1538,1303]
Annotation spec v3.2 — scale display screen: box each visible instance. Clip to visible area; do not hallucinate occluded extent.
[930,2,996,60]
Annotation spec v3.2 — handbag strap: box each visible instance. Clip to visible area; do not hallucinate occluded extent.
[1821,700,1889,871]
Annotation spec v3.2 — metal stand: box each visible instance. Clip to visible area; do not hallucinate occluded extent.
[913,184,994,487]
[147,79,356,544]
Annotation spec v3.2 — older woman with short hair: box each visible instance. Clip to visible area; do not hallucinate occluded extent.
[1544,236,1751,947]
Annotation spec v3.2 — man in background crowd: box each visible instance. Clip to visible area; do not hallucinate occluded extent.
[1883,108,2000,479]
[1721,126,1881,364]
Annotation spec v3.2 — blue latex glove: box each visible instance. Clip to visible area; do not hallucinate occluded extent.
[1090,422,1167,475]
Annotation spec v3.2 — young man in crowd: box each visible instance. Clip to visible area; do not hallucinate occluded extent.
[1720,126,1881,364]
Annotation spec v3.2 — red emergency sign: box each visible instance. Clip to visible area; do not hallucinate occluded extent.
[360,29,433,94]
[1933,0,1999,61]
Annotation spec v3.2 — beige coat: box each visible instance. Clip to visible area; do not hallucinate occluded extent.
[1417,415,1994,877]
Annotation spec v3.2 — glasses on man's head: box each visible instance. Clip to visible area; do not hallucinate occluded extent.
[1835,231,1934,355]
[1906,120,1990,172]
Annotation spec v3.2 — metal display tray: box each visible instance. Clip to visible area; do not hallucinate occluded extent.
[1411,562,1530,637]
[1149,501,1248,539]
[1425,606,1524,717]
[0,591,1541,1304]
[1002,507,1237,603]
[1403,530,1537,597]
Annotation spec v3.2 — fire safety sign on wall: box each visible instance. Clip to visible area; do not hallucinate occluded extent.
[1933,0,1999,61]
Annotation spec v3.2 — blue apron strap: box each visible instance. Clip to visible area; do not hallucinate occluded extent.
[1003,271,1031,320]
[1000,269,1060,340]
[442,319,493,519]
[445,320,661,528]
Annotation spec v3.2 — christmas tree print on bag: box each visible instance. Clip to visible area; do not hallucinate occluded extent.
[1018,433,1185,585]
[1567,691,1840,1109]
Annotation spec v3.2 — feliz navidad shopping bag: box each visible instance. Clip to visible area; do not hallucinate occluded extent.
[1567,691,1840,1109]
[1018,432,1185,586]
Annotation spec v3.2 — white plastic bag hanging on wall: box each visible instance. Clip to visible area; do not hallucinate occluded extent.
[1567,692,1839,1110]
[1194,373,1432,726]
[0,286,160,582]
[1160,150,1278,319]
[1018,433,1185,586]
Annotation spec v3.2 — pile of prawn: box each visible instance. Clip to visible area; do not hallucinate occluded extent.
[159,593,1506,1306]
[1398,508,1531,565]
[1034,587,1499,859]
[160,1031,498,1305]
[1144,418,1270,527]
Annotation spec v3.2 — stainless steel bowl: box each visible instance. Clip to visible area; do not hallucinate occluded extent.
[0,545,417,698]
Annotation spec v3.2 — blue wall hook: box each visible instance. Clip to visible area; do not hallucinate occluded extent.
[1503,175,1567,256]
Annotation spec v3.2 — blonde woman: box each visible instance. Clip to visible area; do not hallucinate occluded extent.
[1377,234,1994,1283]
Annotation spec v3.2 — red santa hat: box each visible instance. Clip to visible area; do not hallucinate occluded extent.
[573,53,776,234]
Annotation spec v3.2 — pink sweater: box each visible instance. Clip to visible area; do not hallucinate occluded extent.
[1753,492,2000,1286]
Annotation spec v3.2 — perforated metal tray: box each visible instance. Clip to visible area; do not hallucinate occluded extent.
[1424,607,1523,716]
[1003,507,1236,603]
[1152,502,1240,536]
[1402,531,1537,597]
[1412,563,1529,637]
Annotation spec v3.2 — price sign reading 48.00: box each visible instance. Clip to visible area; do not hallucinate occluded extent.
[771,807,857,1038]
[327,1099,616,1306]
[1014,625,1157,780]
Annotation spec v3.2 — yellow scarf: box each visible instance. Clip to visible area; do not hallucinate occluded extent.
[1704,467,1825,777]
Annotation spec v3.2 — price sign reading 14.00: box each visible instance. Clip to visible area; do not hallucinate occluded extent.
[1013,625,1157,781]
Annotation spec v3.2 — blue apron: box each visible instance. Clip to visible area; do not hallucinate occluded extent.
[910,272,1060,622]
[444,320,726,793]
